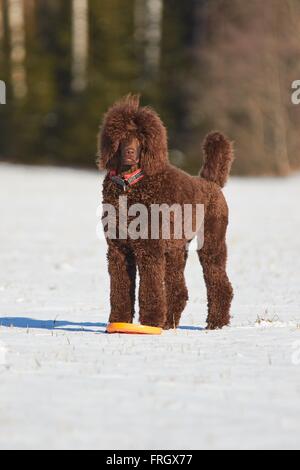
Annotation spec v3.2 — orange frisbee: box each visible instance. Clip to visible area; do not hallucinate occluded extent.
[106,323,162,335]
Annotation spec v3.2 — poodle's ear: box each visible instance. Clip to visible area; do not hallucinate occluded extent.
[138,107,169,176]
[97,95,141,171]
[97,127,119,171]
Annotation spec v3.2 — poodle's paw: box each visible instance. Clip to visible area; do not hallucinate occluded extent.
[163,320,180,331]
[108,314,134,324]
[140,319,165,329]
[163,323,174,331]
[206,317,230,331]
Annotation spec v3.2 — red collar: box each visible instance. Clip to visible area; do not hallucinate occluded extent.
[109,168,145,192]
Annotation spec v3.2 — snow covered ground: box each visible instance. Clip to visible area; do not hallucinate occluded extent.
[0,163,300,450]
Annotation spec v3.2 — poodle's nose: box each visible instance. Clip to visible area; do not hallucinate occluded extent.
[123,147,138,164]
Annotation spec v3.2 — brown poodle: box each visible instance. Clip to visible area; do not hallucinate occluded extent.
[98,95,234,330]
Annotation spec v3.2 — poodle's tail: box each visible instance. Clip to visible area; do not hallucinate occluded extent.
[200,132,234,188]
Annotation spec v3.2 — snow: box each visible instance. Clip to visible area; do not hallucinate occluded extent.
[0,163,300,450]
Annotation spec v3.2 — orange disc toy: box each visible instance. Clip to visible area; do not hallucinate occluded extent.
[106,323,162,335]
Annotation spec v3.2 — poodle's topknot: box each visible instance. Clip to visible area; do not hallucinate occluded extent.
[119,93,141,111]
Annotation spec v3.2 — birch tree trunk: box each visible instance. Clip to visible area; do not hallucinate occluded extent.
[135,0,163,76]
[7,0,27,99]
[0,0,4,44]
[72,0,89,92]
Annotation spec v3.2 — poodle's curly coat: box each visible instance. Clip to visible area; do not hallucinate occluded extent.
[99,95,234,330]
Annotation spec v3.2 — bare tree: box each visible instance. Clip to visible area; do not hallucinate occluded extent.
[188,0,300,175]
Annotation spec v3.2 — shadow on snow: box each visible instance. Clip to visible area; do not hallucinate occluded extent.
[0,317,107,333]
[0,317,204,334]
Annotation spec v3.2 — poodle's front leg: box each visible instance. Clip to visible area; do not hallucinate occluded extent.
[136,248,167,328]
[108,242,136,324]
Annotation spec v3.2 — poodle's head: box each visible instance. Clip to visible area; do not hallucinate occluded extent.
[97,95,169,176]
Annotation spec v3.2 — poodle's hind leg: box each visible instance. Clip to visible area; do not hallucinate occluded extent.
[197,189,233,330]
[198,240,233,330]
[108,242,136,324]
[164,248,189,330]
